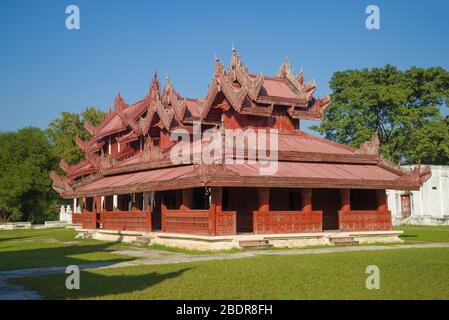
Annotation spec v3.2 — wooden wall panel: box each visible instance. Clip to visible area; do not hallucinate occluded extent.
[253,210,323,234]
[216,211,237,235]
[338,210,392,231]
[100,211,151,232]
[163,209,210,235]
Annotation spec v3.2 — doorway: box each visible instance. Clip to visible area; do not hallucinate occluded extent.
[312,189,340,230]
[401,194,411,218]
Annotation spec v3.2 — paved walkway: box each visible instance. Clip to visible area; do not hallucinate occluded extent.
[2,242,449,300]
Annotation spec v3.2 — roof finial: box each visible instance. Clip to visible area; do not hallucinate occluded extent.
[232,42,235,52]
[215,53,218,62]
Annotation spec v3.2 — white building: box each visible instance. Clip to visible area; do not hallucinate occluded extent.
[387,165,449,225]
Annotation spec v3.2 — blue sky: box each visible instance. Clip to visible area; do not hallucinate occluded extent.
[0,0,448,133]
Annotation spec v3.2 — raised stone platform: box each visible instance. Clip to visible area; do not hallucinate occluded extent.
[76,228,403,251]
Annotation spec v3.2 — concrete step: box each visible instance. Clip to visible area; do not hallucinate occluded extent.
[239,239,273,250]
[329,236,359,245]
[131,236,153,247]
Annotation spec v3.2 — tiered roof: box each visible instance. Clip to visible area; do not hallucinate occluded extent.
[51,49,431,197]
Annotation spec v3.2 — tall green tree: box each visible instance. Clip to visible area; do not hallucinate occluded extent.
[312,65,449,164]
[0,127,58,223]
[46,107,105,165]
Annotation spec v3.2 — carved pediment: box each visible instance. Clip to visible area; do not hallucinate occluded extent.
[356,132,380,155]
[396,165,432,186]
[50,171,72,194]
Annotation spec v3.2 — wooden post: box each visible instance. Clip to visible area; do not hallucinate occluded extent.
[94,196,102,229]
[339,189,351,213]
[300,188,312,213]
[210,187,222,236]
[161,197,167,232]
[113,195,118,210]
[143,192,150,211]
[258,187,270,212]
[143,192,152,232]
[180,189,194,210]
[339,189,350,231]
[376,189,388,213]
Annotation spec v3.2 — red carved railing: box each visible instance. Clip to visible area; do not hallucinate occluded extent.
[81,210,97,229]
[253,211,323,234]
[216,211,237,235]
[163,209,210,235]
[162,209,237,236]
[100,211,151,232]
[338,210,392,231]
[72,213,82,225]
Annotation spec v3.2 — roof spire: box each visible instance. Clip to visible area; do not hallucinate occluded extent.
[149,70,160,99]
[276,56,292,78]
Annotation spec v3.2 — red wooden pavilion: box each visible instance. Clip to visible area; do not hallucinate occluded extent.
[51,50,430,247]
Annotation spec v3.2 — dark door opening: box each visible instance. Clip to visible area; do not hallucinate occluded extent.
[226,187,258,233]
[312,189,340,230]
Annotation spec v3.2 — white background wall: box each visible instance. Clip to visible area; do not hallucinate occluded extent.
[388,165,449,225]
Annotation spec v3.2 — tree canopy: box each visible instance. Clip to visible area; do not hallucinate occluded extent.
[0,107,105,223]
[0,127,58,223]
[46,107,105,165]
[311,65,449,165]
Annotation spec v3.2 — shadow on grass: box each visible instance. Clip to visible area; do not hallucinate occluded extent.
[399,234,418,239]
[0,235,36,243]
[16,267,193,299]
[0,242,133,272]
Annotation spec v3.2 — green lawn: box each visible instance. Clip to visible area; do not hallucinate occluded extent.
[0,228,132,271]
[13,247,449,299]
[395,225,449,243]
[2,225,449,299]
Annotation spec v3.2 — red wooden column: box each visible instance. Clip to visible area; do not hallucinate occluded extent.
[339,189,351,213]
[375,189,388,213]
[209,187,222,236]
[300,188,312,213]
[339,189,350,231]
[258,187,270,212]
[94,196,103,229]
[143,192,152,232]
[161,197,167,232]
[180,189,194,210]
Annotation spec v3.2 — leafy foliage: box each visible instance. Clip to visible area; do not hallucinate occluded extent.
[312,65,449,164]
[0,127,58,223]
[0,108,105,223]
[46,107,104,165]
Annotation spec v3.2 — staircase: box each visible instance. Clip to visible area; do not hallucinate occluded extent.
[239,239,273,250]
[131,236,153,248]
[329,236,359,246]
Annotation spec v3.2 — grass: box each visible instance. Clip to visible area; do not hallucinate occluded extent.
[147,243,243,255]
[0,228,133,271]
[2,225,449,299]
[12,247,449,299]
[395,225,449,243]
